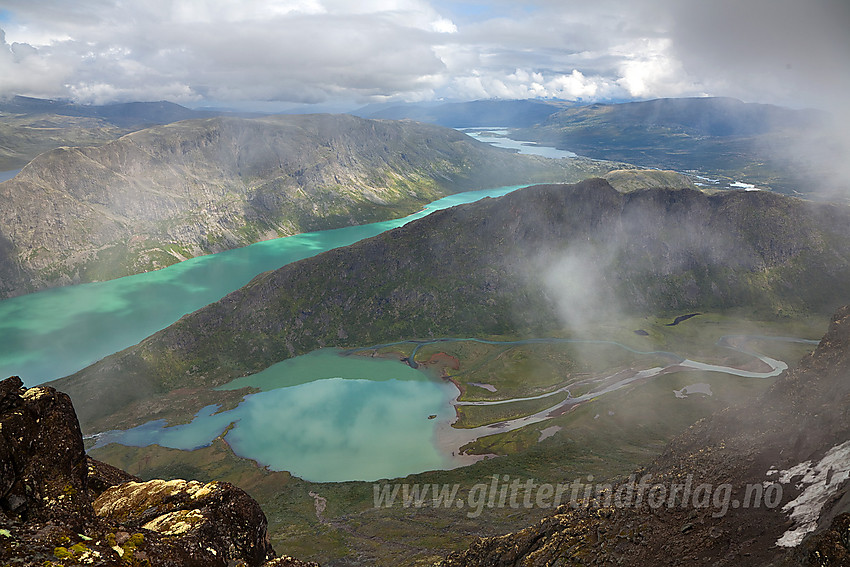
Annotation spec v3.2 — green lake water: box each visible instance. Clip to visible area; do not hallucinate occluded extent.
[0,135,571,481]
[91,349,459,482]
[0,184,524,386]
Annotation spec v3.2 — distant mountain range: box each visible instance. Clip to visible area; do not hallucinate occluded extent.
[360,97,831,196]
[357,99,569,128]
[0,95,216,127]
[0,96,229,171]
[515,97,829,195]
[0,95,572,174]
[54,179,850,432]
[538,96,819,138]
[3,94,833,197]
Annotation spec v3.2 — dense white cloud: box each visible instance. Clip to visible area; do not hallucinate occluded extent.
[446,68,616,101]
[613,38,698,99]
[0,0,847,111]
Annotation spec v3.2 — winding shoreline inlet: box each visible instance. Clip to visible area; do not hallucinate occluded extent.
[350,334,818,461]
[88,333,818,482]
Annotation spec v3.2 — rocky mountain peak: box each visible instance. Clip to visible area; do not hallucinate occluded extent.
[803,304,850,372]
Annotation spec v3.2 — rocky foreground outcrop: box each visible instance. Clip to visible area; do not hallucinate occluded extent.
[438,306,850,567]
[0,375,316,566]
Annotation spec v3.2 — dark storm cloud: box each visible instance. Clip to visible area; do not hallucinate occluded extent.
[657,0,850,199]
[661,0,850,109]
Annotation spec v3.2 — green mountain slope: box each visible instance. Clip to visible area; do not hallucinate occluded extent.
[0,114,610,297]
[53,179,850,431]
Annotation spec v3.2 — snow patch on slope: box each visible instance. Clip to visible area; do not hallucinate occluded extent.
[767,440,850,547]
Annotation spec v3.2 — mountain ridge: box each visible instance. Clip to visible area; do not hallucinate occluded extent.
[0,113,609,298]
[50,179,850,432]
[360,99,569,127]
[0,95,216,127]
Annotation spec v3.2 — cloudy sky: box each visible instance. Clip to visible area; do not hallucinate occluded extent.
[0,0,848,111]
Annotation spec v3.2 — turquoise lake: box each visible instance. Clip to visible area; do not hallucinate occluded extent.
[0,134,568,482]
[0,184,524,386]
[91,349,460,482]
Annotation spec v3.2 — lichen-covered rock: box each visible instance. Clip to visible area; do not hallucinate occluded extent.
[264,557,321,567]
[0,376,313,567]
[0,376,90,527]
[788,513,850,566]
[94,479,276,566]
[87,455,142,499]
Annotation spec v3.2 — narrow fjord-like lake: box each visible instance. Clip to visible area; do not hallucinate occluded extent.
[0,184,524,386]
[2,183,530,482]
[459,128,577,159]
[0,131,559,482]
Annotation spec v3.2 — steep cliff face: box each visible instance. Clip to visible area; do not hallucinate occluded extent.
[55,180,850,431]
[0,376,91,527]
[0,376,315,566]
[437,306,850,566]
[0,113,606,298]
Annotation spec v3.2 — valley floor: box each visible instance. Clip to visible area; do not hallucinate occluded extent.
[89,311,827,566]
